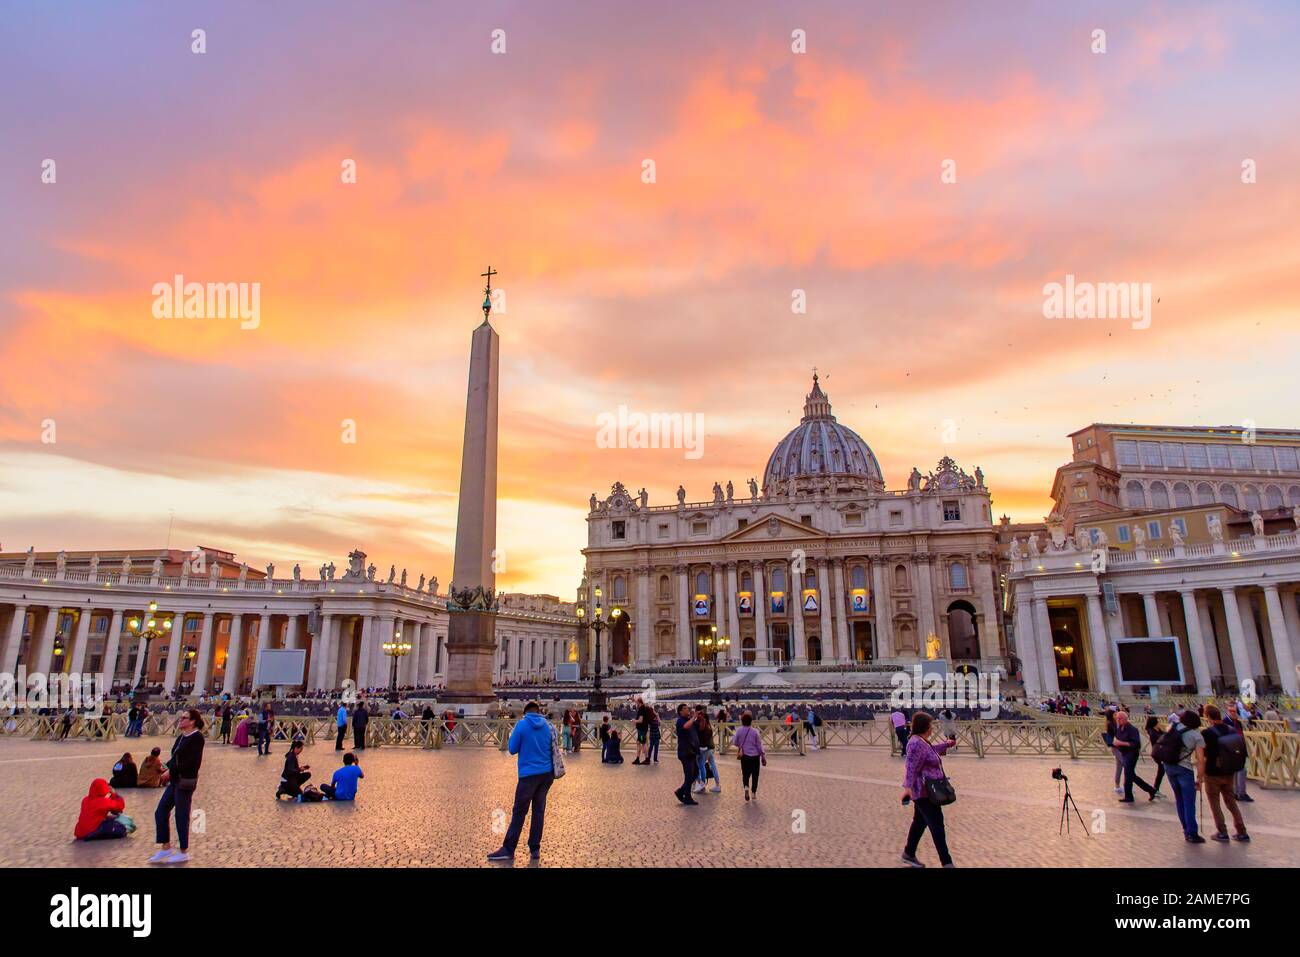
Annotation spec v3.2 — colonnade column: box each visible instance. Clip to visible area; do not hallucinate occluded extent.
[1262,584,1298,695]
[725,563,741,657]
[1177,590,1213,695]
[752,564,768,665]
[1014,590,1041,696]
[162,614,185,693]
[100,610,124,692]
[68,608,93,676]
[975,557,1000,660]
[636,567,652,667]
[816,559,834,663]
[192,613,216,695]
[33,608,59,676]
[313,614,335,690]
[1032,597,1059,695]
[1218,588,1254,690]
[222,614,245,695]
[1084,594,1115,694]
[1141,592,1161,638]
[790,559,807,664]
[2,604,27,676]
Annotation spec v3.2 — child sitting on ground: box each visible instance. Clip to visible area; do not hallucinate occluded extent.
[74,779,129,841]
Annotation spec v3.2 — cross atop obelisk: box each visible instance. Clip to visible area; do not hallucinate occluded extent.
[480,266,497,323]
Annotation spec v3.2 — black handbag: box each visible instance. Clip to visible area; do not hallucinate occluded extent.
[924,740,956,806]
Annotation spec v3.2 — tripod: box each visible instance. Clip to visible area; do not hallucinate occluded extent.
[1058,775,1090,837]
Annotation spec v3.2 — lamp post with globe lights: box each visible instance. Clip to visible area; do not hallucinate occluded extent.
[382,628,412,703]
[576,585,619,712]
[128,601,172,693]
[698,625,731,706]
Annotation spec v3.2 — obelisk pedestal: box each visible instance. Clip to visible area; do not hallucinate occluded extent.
[441,275,502,714]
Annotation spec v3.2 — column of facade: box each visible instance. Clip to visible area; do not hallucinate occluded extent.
[816,559,834,662]
[1083,594,1116,694]
[1261,584,1298,695]
[1197,596,1223,685]
[285,614,300,650]
[725,563,741,654]
[1032,597,1059,694]
[402,618,420,685]
[975,557,1000,660]
[100,610,124,692]
[831,560,851,663]
[917,559,936,648]
[1140,592,1161,638]
[68,608,94,675]
[790,559,808,663]
[221,614,245,695]
[252,615,275,690]
[313,614,335,690]
[1013,591,1041,694]
[2,604,27,676]
[162,613,186,693]
[676,566,691,660]
[871,561,893,658]
[1217,588,1254,689]
[355,616,374,687]
[1178,590,1214,695]
[192,613,216,695]
[1283,589,1300,662]
[635,567,652,666]
[712,564,726,656]
[752,564,768,665]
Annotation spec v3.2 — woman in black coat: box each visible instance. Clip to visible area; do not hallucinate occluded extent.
[149,709,205,865]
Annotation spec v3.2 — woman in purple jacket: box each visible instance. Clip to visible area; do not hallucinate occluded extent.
[900,711,956,867]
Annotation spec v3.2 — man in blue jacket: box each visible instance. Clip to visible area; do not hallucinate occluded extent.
[335,702,348,751]
[488,701,557,862]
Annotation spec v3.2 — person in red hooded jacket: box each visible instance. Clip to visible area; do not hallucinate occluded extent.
[75,778,128,841]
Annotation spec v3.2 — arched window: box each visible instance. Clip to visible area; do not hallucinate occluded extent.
[949,562,968,590]
[804,570,817,589]
[1196,482,1215,506]
[1289,486,1300,507]
[695,571,710,595]
[658,575,670,600]
[1265,485,1284,509]
[741,570,753,591]
[1125,481,1146,509]
[850,565,867,589]
[1243,485,1262,512]
[612,575,626,600]
[894,564,909,591]
[1173,482,1192,508]
[1149,481,1170,509]
[1219,485,1239,508]
[770,567,786,592]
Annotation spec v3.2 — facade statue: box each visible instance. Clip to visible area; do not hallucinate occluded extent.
[1095,528,1108,547]
[179,560,190,584]
[121,555,132,577]
[266,563,274,581]
[676,485,686,505]
[1170,522,1184,546]
[1009,538,1021,560]
[320,564,328,581]
[1208,514,1224,542]
[974,466,984,488]
[387,564,396,584]
[151,557,162,577]
[293,564,301,582]
[400,568,407,587]
[417,573,426,593]
[908,468,922,491]
[925,633,941,660]
[590,493,598,512]
[210,560,220,581]
[327,562,336,581]
[344,550,366,580]
[725,480,734,503]
[238,562,248,583]
[1250,510,1265,536]
[88,554,99,578]
[1293,504,1300,531]
[639,487,648,508]
[430,576,438,595]
[1132,525,1145,547]
[748,477,758,499]
[712,482,723,504]
[24,547,35,576]
[56,550,67,574]
[367,563,376,581]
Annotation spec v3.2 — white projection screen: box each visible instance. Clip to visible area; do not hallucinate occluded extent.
[253,648,308,687]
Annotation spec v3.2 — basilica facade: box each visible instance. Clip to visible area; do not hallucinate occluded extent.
[581,376,1006,670]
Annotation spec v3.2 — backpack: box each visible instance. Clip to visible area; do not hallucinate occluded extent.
[812,713,823,727]
[1204,725,1247,775]
[549,725,566,779]
[1150,726,1185,765]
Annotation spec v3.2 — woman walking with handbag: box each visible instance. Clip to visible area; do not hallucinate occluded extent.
[733,711,766,801]
[149,708,205,864]
[900,710,957,868]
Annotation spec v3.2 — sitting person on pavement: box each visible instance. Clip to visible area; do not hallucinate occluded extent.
[109,752,138,789]
[276,740,312,800]
[320,751,364,801]
[74,778,128,841]
[137,747,168,788]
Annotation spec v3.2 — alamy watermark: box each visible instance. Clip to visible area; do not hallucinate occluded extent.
[152,274,260,330]
[596,405,704,460]
[1042,274,1152,330]
[889,666,1002,719]
[1,668,105,716]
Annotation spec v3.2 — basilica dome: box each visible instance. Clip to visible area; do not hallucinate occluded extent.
[762,375,884,494]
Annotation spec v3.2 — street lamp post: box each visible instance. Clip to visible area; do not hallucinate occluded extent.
[576,586,619,712]
[698,624,731,706]
[128,601,173,694]
[382,629,412,703]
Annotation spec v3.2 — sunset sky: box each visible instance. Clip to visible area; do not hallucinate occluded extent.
[2,1,1298,596]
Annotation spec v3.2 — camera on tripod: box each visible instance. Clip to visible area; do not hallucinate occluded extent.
[1051,767,1067,782]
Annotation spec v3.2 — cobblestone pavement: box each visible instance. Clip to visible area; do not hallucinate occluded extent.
[2,736,1297,867]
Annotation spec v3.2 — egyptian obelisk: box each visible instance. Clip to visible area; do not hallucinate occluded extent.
[441,268,501,712]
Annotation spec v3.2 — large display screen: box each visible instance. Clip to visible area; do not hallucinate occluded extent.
[1114,637,1184,685]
